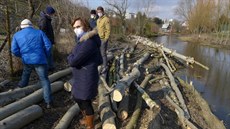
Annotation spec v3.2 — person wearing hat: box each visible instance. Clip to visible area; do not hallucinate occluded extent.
[11,19,53,108]
[89,9,98,29]
[38,6,56,71]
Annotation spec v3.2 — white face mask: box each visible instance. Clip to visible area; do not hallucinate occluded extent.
[74,28,84,38]
[98,13,103,17]
[91,15,95,19]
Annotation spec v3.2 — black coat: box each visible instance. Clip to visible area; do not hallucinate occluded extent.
[68,35,102,100]
[38,11,55,44]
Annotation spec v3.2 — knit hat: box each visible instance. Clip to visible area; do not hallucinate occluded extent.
[20,19,33,29]
[46,6,55,15]
[90,10,96,15]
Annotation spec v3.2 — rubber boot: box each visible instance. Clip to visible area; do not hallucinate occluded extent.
[85,115,94,129]
[79,110,86,125]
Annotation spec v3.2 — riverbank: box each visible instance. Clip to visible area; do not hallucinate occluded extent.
[179,34,230,50]
[0,35,227,129]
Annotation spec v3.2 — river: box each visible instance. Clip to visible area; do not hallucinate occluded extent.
[154,35,230,129]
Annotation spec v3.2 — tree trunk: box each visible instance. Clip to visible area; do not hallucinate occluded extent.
[0,68,71,106]
[5,0,13,77]
[133,82,159,109]
[160,63,190,119]
[125,74,153,129]
[27,0,34,19]
[117,92,129,120]
[0,81,64,121]
[98,84,116,129]
[0,105,43,129]
[131,35,209,70]
[112,67,140,102]
[54,103,80,129]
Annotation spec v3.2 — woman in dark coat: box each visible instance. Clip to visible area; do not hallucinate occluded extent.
[67,17,102,129]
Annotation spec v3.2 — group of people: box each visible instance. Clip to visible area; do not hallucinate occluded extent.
[11,5,110,129]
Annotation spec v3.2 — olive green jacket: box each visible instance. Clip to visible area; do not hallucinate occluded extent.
[97,15,110,41]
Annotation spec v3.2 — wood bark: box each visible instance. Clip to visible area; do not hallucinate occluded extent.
[160,63,190,119]
[0,81,64,121]
[117,92,129,120]
[125,74,153,129]
[0,105,43,129]
[133,53,150,67]
[119,53,125,77]
[54,103,80,129]
[0,36,8,53]
[98,84,116,129]
[133,82,159,109]
[5,0,13,77]
[131,35,209,70]
[112,67,140,102]
[0,68,71,107]
[165,95,198,129]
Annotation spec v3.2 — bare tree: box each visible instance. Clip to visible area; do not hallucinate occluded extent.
[104,0,129,34]
[174,0,195,21]
[27,0,42,19]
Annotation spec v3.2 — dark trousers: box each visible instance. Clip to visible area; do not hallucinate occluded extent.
[100,40,108,68]
[74,98,94,115]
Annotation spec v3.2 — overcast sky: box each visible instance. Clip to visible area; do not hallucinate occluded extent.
[73,0,179,20]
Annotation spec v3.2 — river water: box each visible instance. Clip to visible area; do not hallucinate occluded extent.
[154,35,230,128]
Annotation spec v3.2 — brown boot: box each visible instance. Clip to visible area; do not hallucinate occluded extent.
[79,110,86,125]
[85,115,94,129]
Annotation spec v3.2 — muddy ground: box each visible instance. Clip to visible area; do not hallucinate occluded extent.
[0,35,226,129]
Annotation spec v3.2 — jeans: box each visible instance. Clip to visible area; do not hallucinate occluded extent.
[47,45,54,70]
[18,64,52,104]
[100,40,108,69]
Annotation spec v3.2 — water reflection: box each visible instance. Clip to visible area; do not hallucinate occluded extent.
[154,35,230,128]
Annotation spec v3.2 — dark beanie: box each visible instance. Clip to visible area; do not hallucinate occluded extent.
[90,10,96,15]
[46,6,55,15]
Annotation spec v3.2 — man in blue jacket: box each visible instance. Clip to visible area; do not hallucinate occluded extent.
[11,19,53,108]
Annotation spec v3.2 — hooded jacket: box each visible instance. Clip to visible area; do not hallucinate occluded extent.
[38,11,55,44]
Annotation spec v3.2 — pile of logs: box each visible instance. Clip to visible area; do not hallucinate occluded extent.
[0,35,225,129]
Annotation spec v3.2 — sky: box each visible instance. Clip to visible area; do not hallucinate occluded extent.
[76,0,180,20]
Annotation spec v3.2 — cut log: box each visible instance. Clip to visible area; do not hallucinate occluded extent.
[54,103,80,129]
[133,53,150,67]
[160,63,190,119]
[133,82,159,109]
[0,105,43,129]
[98,84,116,129]
[117,92,129,120]
[131,35,209,70]
[0,81,64,121]
[0,68,71,106]
[0,80,10,87]
[112,67,140,102]
[119,53,125,77]
[125,74,153,129]
[165,95,198,129]
[161,49,176,72]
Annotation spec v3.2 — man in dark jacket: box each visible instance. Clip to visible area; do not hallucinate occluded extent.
[89,10,98,29]
[39,6,55,71]
[11,19,53,108]
[68,17,102,129]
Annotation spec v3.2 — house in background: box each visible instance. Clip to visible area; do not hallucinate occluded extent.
[162,23,171,32]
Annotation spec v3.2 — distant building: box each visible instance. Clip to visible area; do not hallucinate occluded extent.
[162,23,171,32]
[125,12,136,19]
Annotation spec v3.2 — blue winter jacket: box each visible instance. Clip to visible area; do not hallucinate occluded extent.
[11,27,52,64]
